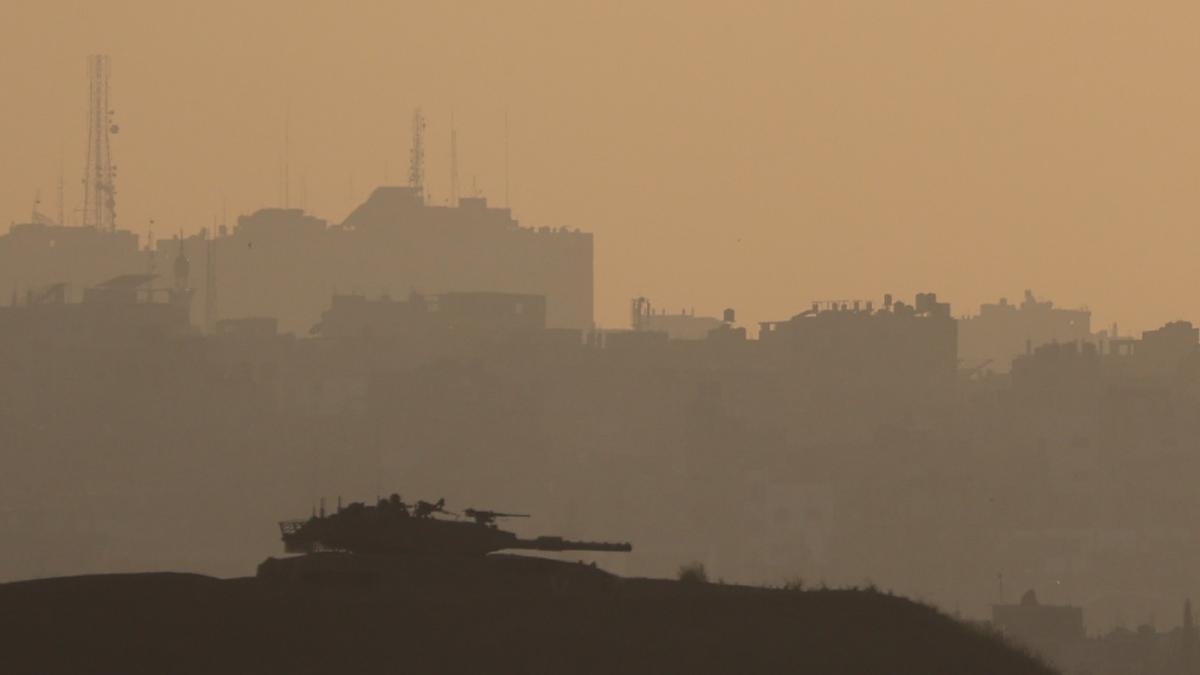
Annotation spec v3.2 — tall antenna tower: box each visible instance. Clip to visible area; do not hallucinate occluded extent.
[504,107,510,208]
[205,221,218,332]
[82,54,118,231]
[283,104,291,209]
[449,111,459,206]
[409,107,426,202]
[146,220,157,276]
[56,159,65,225]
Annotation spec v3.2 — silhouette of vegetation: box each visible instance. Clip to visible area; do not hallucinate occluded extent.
[677,561,709,584]
[782,576,805,591]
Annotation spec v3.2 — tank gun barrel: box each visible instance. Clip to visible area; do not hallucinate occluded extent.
[511,536,632,553]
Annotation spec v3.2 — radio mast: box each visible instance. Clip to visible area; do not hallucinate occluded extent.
[82,55,118,231]
[449,111,459,206]
[409,107,426,202]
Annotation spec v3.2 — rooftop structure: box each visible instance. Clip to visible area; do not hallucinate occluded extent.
[1134,320,1199,376]
[0,223,142,304]
[0,273,193,353]
[1012,320,1200,389]
[758,292,957,385]
[0,187,592,337]
[146,187,592,334]
[959,290,1092,372]
[630,296,724,340]
[992,590,1085,669]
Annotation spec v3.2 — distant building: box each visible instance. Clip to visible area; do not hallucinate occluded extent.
[0,186,594,334]
[0,273,193,353]
[758,293,957,385]
[630,297,724,340]
[0,223,142,304]
[1134,321,1199,377]
[959,290,1092,372]
[1010,340,1102,400]
[992,589,1085,670]
[204,188,589,333]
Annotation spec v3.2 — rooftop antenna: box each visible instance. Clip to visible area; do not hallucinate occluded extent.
[56,157,65,226]
[282,103,291,209]
[409,106,426,202]
[82,54,118,231]
[504,107,510,208]
[146,219,156,276]
[449,110,459,206]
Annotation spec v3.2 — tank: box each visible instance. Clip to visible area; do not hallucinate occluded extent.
[278,494,633,557]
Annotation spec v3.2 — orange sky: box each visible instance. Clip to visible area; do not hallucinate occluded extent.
[3,1,1199,333]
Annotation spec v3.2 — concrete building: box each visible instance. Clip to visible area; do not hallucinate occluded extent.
[199,188,591,333]
[0,186,593,335]
[959,290,1092,372]
[758,293,957,385]
[0,223,143,304]
[1135,321,1199,377]
[992,590,1085,672]
[630,296,724,340]
[0,273,192,352]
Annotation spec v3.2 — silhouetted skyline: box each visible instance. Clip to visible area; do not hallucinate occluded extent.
[6,2,1200,333]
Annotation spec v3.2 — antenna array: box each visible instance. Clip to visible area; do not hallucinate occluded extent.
[409,107,426,201]
[82,54,118,231]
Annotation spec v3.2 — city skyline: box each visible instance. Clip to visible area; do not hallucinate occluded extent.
[5,2,1200,333]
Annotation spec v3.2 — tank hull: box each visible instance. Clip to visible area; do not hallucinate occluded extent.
[283,515,520,556]
[257,551,619,594]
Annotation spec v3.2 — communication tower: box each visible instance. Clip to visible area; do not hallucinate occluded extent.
[409,107,426,202]
[82,55,118,231]
[449,111,459,206]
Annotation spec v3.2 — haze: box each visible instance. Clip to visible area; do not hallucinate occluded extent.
[4,0,1197,332]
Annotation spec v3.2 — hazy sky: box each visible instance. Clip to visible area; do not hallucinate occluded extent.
[3,1,1199,332]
